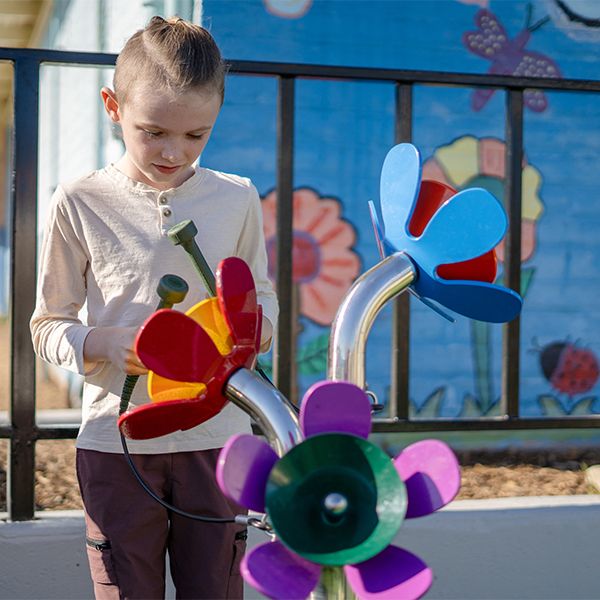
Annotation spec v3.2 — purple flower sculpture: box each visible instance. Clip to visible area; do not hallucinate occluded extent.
[217,380,461,599]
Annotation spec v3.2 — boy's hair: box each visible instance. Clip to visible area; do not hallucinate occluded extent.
[114,16,226,104]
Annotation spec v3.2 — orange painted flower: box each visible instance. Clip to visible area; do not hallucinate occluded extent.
[422,136,544,265]
[261,188,361,326]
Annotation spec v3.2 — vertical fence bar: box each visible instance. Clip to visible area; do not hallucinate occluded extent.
[9,56,40,520]
[273,76,296,402]
[389,83,413,421]
[501,89,523,419]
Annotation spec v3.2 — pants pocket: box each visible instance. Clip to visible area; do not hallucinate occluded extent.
[229,529,248,576]
[86,536,118,585]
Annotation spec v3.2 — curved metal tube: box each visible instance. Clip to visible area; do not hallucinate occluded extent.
[328,252,416,385]
[225,368,303,456]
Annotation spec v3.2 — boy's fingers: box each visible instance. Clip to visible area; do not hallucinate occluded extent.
[124,350,148,375]
[124,362,148,376]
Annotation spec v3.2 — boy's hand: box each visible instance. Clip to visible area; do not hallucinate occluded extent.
[84,326,148,375]
[259,316,274,354]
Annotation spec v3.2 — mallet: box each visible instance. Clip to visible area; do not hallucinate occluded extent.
[168,220,216,296]
[118,274,189,415]
[167,219,279,391]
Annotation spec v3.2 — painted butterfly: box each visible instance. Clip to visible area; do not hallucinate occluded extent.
[463,7,561,112]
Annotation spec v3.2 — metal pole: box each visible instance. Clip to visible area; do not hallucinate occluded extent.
[501,89,524,419]
[273,76,296,402]
[390,82,413,420]
[328,253,416,387]
[9,56,40,520]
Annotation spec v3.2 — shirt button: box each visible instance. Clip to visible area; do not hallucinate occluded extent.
[163,208,172,217]
[159,197,168,205]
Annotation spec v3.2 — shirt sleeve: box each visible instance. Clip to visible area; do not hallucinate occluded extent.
[30,186,98,376]
[235,183,279,351]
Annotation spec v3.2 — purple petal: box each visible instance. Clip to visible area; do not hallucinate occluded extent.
[344,545,432,600]
[300,381,372,438]
[216,434,277,512]
[242,540,321,600]
[394,439,460,518]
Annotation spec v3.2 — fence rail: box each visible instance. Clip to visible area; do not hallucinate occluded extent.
[2,47,600,520]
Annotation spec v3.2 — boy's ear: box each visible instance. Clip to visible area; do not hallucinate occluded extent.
[101,87,121,123]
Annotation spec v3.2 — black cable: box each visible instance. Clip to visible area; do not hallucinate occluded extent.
[120,431,235,523]
[116,262,289,519]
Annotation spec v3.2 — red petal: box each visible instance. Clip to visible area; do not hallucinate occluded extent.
[136,309,223,382]
[118,395,226,440]
[217,258,258,346]
[410,180,497,283]
[408,180,456,237]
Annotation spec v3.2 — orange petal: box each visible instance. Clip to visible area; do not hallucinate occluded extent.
[320,252,361,281]
[148,371,207,403]
[300,276,351,326]
[186,298,233,356]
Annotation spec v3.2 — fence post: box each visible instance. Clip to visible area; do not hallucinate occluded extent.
[273,76,296,403]
[9,56,40,520]
[501,88,524,420]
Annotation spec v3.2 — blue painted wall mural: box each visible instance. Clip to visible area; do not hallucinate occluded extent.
[200,0,600,420]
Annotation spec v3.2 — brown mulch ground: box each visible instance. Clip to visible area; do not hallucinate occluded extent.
[0,442,593,511]
[0,320,596,511]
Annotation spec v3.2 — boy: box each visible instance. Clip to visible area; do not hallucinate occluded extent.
[30,16,278,599]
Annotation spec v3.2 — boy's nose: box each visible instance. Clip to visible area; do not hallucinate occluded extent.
[161,144,183,163]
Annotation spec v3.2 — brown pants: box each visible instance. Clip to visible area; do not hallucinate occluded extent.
[76,448,246,600]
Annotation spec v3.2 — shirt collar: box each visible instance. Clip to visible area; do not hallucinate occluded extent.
[104,163,206,197]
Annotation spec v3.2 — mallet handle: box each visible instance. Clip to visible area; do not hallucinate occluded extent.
[118,274,189,415]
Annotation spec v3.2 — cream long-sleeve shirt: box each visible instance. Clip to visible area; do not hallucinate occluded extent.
[30,164,278,454]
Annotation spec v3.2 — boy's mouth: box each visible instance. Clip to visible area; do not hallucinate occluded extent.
[154,164,180,174]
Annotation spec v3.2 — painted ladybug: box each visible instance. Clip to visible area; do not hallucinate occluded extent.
[540,341,599,397]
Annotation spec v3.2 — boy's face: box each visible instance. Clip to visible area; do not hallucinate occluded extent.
[102,84,222,190]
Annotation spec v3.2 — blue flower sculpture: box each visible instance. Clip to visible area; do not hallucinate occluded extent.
[369,143,522,323]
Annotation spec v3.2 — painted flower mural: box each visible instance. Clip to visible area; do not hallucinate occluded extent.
[422,136,544,279]
[261,187,361,326]
[263,0,313,19]
[217,380,461,599]
[422,136,544,415]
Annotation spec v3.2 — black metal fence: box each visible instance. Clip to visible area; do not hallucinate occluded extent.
[2,47,600,520]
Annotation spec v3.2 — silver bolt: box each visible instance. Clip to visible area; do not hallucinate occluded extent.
[323,493,348,515]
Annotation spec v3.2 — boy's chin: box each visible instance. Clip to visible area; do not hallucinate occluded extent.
[146,166,190,189]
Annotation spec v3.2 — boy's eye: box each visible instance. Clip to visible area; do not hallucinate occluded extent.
[188,133,205,140]
[144,130,162,137]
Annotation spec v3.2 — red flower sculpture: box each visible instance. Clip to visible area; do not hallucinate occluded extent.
[118,257,262,440]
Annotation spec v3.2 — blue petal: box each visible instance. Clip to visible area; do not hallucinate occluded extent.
[414,270,522,323]
[412,188,507,271]
[407,287,456,322]
[380,144,421,250]
[368,200,386,260]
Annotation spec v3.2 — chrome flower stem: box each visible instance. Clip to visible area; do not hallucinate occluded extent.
[328,252,416,385]
[225,368,303,456]
[315,253,414,599]
[310,567,356,600]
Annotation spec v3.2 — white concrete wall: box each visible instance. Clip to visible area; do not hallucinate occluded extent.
[1,496,600,599]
